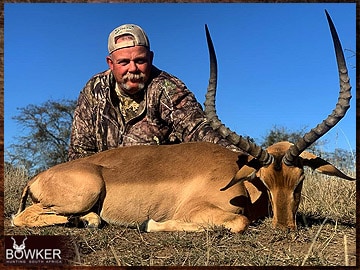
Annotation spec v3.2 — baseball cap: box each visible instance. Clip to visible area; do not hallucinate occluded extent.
[108,24,150,54]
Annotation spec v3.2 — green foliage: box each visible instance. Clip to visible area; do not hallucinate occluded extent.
[260,125,323,158]
[318,148,355,173]
[260,125,313,149]
[6,99,76,175]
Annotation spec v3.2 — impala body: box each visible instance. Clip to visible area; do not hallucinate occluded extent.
[12,11,354,232]
[12,140,352,232]
[13,143,253,232]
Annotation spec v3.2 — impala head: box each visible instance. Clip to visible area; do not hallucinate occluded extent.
[256,142,304,230]
[205,10,354,230]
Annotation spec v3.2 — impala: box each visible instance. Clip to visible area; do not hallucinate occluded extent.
[12,11,354,232]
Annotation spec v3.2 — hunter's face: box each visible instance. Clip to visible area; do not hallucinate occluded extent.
[107,46,153,95]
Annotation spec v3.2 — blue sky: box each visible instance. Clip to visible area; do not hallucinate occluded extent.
[4,3,356,154]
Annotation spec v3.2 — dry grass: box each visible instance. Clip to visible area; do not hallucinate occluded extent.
[4,165,357,266]
[4,164,29,217]
[299,169,356,226]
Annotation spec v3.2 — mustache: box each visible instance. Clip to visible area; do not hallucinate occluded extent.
[122,72,146,81]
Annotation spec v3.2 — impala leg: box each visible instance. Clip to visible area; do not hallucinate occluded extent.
[185,203,250,233]
[143,219,207,232]
[13,164,106,228]
[143,204,250,233]
[12,204,103,228]
[143,214,249,233]
[12,203,68,227]
[221,214,250,233]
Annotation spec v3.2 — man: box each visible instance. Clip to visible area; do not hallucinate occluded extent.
[68,24,235,160]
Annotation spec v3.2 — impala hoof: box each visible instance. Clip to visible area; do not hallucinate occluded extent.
[139,219,150,232]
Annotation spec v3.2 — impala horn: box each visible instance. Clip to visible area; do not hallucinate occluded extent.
[283,10,352,166]
[204,24,273,166]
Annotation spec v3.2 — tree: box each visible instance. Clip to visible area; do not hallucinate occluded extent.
[320,148,356,173]
[260,125,321,153]
[6,99,76,175]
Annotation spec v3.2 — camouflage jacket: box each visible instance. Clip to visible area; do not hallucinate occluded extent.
[68,66,234,160]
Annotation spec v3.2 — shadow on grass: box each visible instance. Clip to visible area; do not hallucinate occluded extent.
[296,213,355,228]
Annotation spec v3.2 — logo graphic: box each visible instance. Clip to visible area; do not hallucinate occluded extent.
[5,235,74,265]
[10,236,27,258]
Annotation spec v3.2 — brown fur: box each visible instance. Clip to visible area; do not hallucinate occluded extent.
[12,141,353,232]
[254,141,354,229]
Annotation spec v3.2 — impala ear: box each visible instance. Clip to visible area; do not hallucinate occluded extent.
[243,180,262,204]
[300,151,355,181]
[221,155,264,191]
[220,164,257,191]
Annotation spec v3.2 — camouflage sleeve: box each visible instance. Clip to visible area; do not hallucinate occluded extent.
[68,79,98,161]
[158,78,237,150]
